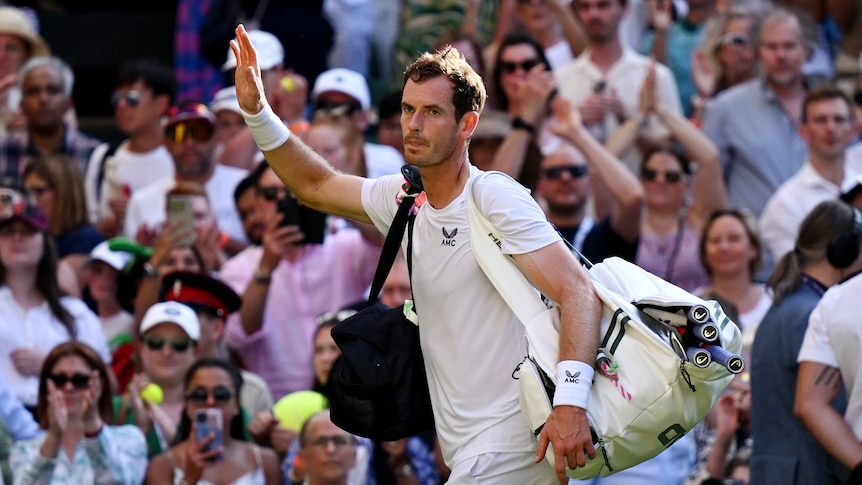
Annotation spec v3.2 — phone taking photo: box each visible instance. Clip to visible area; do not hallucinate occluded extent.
[277,196,326,245]
[194,408,224,462]
[167,195,196,246]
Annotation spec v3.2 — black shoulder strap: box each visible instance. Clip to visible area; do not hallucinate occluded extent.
[95,142,122,203]
[366,168,422,305]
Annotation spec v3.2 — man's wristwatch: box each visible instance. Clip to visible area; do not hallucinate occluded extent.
[253,266,272,284]
[142,262,159,279]
[511,116,535,134]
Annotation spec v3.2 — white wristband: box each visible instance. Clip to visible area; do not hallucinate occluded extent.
[553,360,594,409]
[241,103,290,151]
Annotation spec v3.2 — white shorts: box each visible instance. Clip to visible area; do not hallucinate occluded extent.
[447,451,558,484]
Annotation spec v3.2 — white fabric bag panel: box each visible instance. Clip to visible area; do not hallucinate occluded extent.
[466,172,740,479]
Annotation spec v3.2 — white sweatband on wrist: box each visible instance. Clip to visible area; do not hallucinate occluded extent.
[553,360,594,409]
[241,103,290,151]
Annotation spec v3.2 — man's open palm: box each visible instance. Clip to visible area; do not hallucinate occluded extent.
[231,24,267,115]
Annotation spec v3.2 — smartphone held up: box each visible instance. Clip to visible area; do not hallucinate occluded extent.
[195,408,224,462]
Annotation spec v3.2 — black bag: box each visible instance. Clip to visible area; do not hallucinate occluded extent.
[329,302,433,441]
[329,166,434,441]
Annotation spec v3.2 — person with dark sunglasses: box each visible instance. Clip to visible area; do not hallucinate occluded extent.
[123,102,250,260]
[11,341,148,484]
[606,63,724,293]
[488,31,556,191]
[537,96,642,266]
[117,301,202,458]
[146,358,282,484]
[85,60,176,239]
[160,271,274,420]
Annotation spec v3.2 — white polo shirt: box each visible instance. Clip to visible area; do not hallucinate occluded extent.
[555,47,682,171]
[798,274,862,439]
[759,161,858,262]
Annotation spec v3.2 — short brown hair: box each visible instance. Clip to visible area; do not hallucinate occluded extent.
[801,86,854,123]
[403,46,487,122]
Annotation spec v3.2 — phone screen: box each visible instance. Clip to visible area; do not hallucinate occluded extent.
[194,408,224,462]
[277,196,300,228]
[0,189,17,219]
[167,195,196,246]
[278,196,326,245]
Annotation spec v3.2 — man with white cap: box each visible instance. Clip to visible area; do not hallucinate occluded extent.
[311,67,404,178]
[218,29,309,169]
[221,30,285,105]
[211,86,246,147]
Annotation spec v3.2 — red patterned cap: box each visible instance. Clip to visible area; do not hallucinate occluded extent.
[0,202,48,232]
[165,102,216,130]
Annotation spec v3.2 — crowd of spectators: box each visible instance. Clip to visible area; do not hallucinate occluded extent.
[0,0,860,484]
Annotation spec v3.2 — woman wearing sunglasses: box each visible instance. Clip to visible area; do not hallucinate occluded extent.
[607,63,724,292]
[146,358,281,485]
[117,301,201,458]
[690,6,759,124]
[488,31,555,191]
[10,341,147,484]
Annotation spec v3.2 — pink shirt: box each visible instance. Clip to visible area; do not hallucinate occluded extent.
[221,229,380,399]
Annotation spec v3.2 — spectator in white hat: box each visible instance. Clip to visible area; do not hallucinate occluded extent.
[311,67,404,179]
[118,301,201,457]
[0,5,50,134]
[219,30,309,170]
[222,30,284,99]
[209,86,247,167]
[85,240,134,352]
[210,86,246,146]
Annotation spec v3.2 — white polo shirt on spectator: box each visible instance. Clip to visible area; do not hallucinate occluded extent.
[554,47,682,171]
[759,161,858,262]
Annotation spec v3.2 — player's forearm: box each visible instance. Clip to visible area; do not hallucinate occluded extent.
[558,268,601,364]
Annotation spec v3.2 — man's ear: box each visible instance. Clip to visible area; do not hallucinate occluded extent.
[212,317,226,343]
[155,94,171,116]
[461,111,480,139]
[798,122,810,143]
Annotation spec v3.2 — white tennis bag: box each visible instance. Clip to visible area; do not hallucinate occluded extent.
[466,177,742,479]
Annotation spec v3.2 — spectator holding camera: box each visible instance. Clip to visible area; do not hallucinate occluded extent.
[11,341,147,484]
[146,358,281,485]
[220,162,379,400]
[123,102,248,256]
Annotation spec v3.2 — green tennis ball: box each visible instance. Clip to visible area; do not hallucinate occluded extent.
[140,383,164,405]
[272,390,328,431]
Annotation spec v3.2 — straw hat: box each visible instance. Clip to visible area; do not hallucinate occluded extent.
[0,7,49,57]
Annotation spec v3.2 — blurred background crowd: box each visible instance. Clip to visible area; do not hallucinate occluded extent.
[0,0,860,484]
